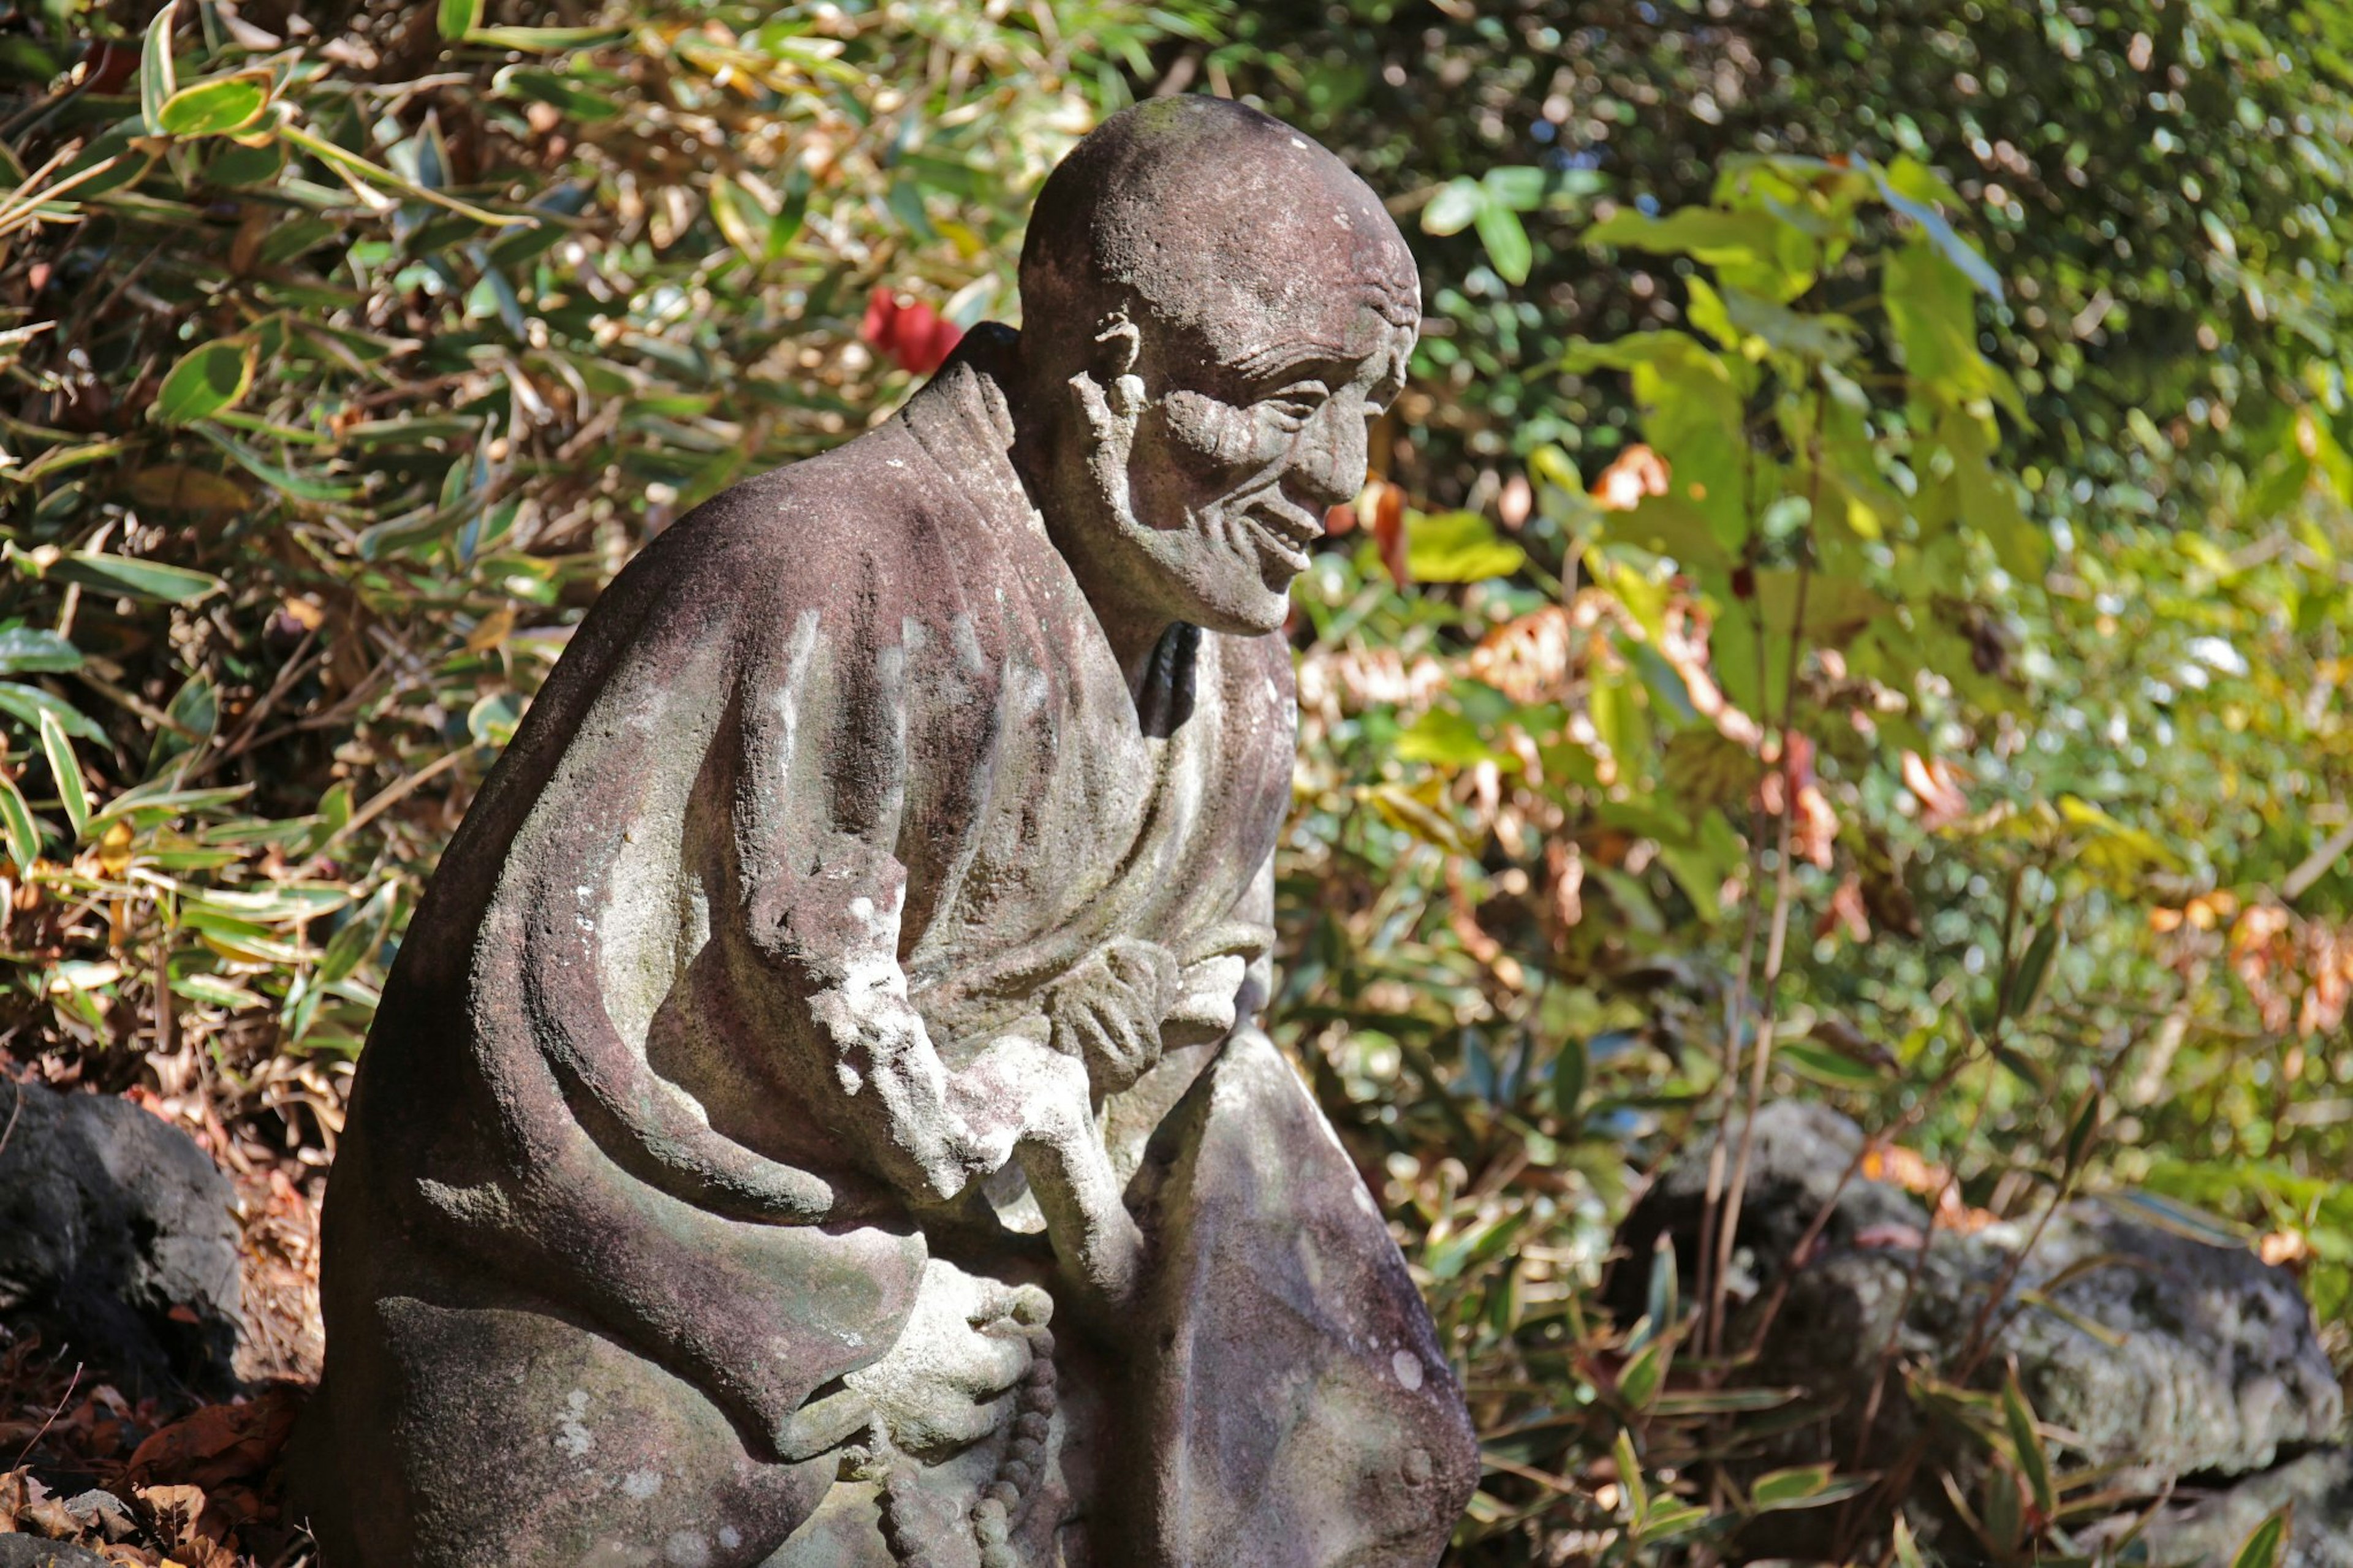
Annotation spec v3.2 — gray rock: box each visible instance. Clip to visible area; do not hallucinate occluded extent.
[1607,1099,1921,1324]
[1779,1203,2338,1485]
[58,1489,136,1543]
[2093,1447,2353,1568]
[1620,1102,2346,1556]
[0,1078,241,1395]
[0,1540,116,1568]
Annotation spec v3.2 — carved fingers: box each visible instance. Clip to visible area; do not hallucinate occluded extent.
[1048,935,1182,1096]
[843,1263,1053,1461]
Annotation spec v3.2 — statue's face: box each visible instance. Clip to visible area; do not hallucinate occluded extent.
[1059,296,1415,638]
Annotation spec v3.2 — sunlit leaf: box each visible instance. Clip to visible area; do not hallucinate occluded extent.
[138,1,178,135]
[37,710,86,839]
[152,341,253,426]
[1407,510,1527,582]
[0,770,41,869]
[156,75,268,137]
[48,552,224,605]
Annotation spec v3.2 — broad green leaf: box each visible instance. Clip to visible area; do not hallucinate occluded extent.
[48,552,224,605]
[1617,1335,1670,1409]
[493,65,624,123]
[0,770,40,868]
[2003,921,2062,1020]
[1480,164,1546,211]
[1749,1463,1836,1511]
[55,120,156,202]
[1779,1040,1890,1089]
[1635,1501,1711,1543]
[1474,201,1532,285]
[1422,178,1482,237]
[2229,1508,2290,1568]
[709,173,778,264]
[2002,1371,2056,1519]
[174,971,267,1010]
[438,0,482,43]
[0,627,81,676]
[1585,205,1816,301]
[466,25,629,51]
[152,341,253,426]
[1407,510,1526,582]
[1361,781,1479,857]
[2056,795,2184,876]
[0,685,105,743]
[468,691,523,748]
[1394,708,1507,770]
[156,75,268,137]
[37,710,86,839]
[1552,1037,1587,1120]
[1612,1428,1648,1522]
[1873,157,2004,300]
[318,883,397,985]
[138,2,178,135]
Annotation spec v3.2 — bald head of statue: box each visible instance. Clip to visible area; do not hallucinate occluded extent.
[1008,97,1420,658]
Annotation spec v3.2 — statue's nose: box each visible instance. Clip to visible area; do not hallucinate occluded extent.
[1289,400,1368,509]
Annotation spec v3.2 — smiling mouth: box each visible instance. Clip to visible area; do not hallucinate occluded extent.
[1236,495,1325,575]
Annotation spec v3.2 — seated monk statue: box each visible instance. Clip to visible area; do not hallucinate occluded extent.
[293,96,1479,1567]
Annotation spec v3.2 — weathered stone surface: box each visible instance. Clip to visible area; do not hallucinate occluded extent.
[1620,1102,2347,1559]
[2097,1447,2353,1568]
[297,97,1472,1566]
[0,1078,240,1395]
[0,1539,115,1568]
[1764,1194,2341,1488]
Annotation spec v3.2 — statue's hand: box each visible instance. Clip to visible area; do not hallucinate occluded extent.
[1048,936,1181,1096]
[840,1262,1051,1461]
[952,1032,1146,1304]
[812,979,1012,1203]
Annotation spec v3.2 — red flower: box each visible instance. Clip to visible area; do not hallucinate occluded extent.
[861,287,963,376]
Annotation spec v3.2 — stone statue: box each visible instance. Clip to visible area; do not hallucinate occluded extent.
[294,96,1478,1567]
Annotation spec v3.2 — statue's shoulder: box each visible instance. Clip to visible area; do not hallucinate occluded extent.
[617,415,987,630]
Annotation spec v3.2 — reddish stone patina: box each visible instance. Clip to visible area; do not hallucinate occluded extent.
[295,97,1475,1567]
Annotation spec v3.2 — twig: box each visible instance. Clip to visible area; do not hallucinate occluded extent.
[12,1360,82,1470]
[327,745,476,847]
[2281,815,2353,903]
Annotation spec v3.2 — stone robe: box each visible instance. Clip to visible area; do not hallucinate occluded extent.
[308,329,1476,1566]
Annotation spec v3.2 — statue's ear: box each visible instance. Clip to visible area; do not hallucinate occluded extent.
[1092,311,1145,419]
[1070,311,1146,439]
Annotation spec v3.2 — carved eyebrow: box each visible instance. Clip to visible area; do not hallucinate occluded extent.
[1226,338,1357,384]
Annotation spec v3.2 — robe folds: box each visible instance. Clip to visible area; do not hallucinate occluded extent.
[311,325,1477,1564]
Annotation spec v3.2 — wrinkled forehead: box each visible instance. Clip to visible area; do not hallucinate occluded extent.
[1132,199,1420,384]
[1215,295,1418,389]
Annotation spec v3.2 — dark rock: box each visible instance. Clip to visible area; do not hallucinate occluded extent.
[1607,1099,1919,1324]
[0,1078,241,1395]
[0,1540,116,1568]
[1619,1102,2347,1558]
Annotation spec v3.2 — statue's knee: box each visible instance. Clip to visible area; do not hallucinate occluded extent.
[313,1290,825,1568]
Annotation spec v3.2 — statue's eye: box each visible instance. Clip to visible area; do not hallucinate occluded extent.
[1259,382,1331,430]
[1163,389,1271,467]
